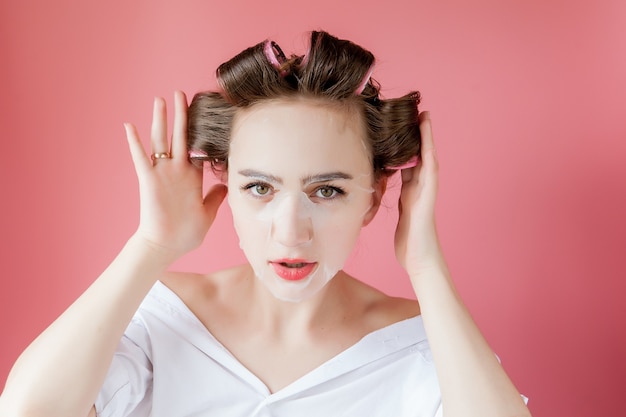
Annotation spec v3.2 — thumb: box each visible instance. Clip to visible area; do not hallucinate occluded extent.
[124,123,150,177]
[203,184,228,221]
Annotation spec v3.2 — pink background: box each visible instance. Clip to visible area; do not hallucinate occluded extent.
[1,1,625,415]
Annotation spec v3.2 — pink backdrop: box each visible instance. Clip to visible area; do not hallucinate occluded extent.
[1,1,625,415]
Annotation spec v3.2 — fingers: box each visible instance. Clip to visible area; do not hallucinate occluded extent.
[418,111,437,165]
[124,122,151,175]
[128,91,190,172]
[400,111,434,185]
[150,97,169,156]
[172,91,189,161]
[399,110,438,199]
[417,111,439,204]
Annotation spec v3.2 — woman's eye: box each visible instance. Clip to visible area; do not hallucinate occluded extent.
[253,184,270,196]
[241,182,273,198]
[314,186,344,199]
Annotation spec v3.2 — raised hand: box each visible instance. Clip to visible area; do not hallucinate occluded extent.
[394,111,445,280]
[124,91,227,259]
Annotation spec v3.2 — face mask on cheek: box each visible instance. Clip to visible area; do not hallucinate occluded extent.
[228,185,374,303]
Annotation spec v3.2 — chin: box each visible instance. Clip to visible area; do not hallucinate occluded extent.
[271,292,310,303]
[257,265,339,303]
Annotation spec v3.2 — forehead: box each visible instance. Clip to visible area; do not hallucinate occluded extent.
[229,98,371,174]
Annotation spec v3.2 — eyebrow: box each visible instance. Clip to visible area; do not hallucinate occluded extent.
[237,169,353,185]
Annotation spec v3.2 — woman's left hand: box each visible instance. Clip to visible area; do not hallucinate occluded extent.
[394,111,445,279]
[395,113,531,417]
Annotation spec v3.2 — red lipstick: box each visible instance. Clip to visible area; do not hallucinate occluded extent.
[270,259,317,281]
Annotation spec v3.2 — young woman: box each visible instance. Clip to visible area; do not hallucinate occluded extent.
[0,31,530,417]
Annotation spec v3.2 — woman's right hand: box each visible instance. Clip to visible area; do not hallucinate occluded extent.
[124,91,227,259]
[0,92,226,417]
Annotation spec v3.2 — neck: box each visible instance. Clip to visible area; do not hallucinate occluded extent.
[246,266,350,336]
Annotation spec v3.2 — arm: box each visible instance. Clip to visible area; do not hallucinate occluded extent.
[395,112,530,417]
[0,92,227,417]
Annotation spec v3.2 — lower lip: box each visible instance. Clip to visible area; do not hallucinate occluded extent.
[270,262,317,281]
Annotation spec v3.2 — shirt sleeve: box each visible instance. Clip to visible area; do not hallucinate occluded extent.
[95,317,153,417]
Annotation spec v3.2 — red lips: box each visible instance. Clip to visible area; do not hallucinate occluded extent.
[269,259,317,281]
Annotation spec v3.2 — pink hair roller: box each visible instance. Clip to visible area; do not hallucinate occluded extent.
[264,40,289,77]
[188,148,208,159]
[387,155,419,170]
[354,65,375,95]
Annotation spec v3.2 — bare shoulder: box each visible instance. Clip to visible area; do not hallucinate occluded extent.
[158,265,251,313]
[341,274,420,330]
[159,270,208,301]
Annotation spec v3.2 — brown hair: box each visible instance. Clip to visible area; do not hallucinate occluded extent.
[187,31,421,180]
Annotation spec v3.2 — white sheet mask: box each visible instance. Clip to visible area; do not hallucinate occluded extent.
[229,180,375,303]
[226,98,380,303]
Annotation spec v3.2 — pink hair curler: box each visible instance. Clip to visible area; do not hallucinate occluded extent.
[264,40,289,77]
[354,65,375,95]
[188,148,208,159]
[387,155,419,170]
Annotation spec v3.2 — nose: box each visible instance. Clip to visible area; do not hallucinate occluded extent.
[270,193,313,247]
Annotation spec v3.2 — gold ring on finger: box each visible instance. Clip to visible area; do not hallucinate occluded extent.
[151,152,172,160]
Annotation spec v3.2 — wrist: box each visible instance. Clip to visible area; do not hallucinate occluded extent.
[407,253,451,290]
[127,232,182,267]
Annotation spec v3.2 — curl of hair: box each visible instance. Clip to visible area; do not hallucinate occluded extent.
[188,31,421,178]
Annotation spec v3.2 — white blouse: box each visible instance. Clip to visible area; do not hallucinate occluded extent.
[95,281,442,417]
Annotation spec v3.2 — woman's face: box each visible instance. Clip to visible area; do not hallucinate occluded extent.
[227,98,381,303]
